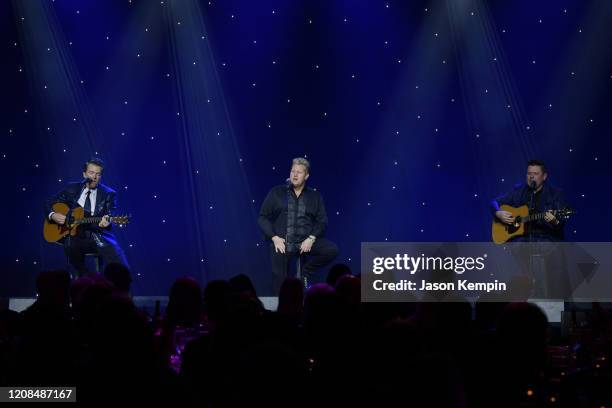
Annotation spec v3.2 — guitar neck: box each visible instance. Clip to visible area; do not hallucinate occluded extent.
[523,211,551,223]
[76,216,112,224]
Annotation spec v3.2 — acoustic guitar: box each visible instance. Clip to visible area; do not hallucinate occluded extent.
[492,204,574,244]
[43,202,130,243]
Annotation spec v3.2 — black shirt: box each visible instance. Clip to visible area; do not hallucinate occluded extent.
[258,184,328,248]
[529,189,546,237]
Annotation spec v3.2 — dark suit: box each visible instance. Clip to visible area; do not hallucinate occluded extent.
[45,181,128,276]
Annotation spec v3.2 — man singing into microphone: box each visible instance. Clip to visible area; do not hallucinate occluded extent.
[45,158,128,276]
[258,157,338,293]
[491,159,568,242]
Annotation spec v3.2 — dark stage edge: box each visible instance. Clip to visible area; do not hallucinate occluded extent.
[0,297,566,322]
[1,296,280,314]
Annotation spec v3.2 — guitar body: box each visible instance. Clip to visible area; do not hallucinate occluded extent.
[492,204,529,244]
[44,203,129,243]
[43,203,85,243]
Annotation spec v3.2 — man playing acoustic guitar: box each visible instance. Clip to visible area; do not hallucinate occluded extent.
[45,158,128,276]
[491,159,569,242]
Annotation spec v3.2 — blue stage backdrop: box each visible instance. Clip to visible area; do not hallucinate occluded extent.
[2,0,611,296]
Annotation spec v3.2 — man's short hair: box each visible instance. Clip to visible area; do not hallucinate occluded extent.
[292,157,310,174]
[84,157,105,172]
[527,159,546,173]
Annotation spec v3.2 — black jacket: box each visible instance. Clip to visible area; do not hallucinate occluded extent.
[45,181,119,247]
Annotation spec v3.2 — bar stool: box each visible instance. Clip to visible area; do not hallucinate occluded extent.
[85,252,102,274]
[55,242,101,275]
[295,255,308,290]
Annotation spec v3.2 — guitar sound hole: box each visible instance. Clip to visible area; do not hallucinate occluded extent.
[506,216,521,233]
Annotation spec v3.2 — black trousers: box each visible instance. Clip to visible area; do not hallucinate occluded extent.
[270,237,338,294]
[63,234,128,277]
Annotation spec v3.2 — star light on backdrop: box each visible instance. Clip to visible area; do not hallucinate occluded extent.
[163,0,265,281]
[446,0,541,214]
[345,0,465,242]
[1,0,611,296]
[12,0,99,164]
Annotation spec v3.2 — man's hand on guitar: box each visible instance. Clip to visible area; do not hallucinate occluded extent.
[51,213,66,225]
[99,215,111,228]
[271,236,286,254]
[544,211,559,225]
[496,210,514,225]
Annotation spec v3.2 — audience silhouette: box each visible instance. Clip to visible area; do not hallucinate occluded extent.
[1,263,611,406]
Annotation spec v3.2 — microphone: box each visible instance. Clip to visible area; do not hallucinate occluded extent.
[82,177,97,190]
[529,179,536,190]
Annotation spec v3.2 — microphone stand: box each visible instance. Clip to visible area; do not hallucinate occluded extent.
[527,180,540,297]
[528,181,536,242]
[66,179,92,276]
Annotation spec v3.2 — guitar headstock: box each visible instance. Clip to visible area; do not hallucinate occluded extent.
[553,208,575,219]
[111,215,131,225]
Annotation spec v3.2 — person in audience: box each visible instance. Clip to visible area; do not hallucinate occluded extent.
[229,273,264,311]
[165,277,202,328]
[326,263,351,287]
[277,277,304,321]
